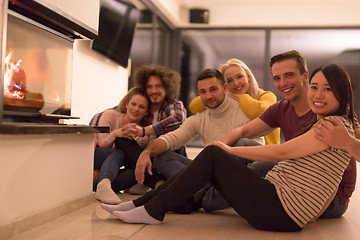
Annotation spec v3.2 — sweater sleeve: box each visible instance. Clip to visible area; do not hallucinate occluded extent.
[159,115,199,151]
[189,96,206,114]
[97,110,120,148]
[238,91,277,120]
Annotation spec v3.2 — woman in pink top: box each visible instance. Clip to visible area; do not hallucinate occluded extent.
[93,87,150,204]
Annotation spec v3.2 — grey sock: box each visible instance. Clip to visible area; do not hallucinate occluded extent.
[101,201,135,214]
[113,206,162,225]
[95,181,121,204]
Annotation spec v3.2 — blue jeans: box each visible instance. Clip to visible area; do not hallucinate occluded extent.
[247,161,278,177]
[93,147,136,192]
[153,151,192,179]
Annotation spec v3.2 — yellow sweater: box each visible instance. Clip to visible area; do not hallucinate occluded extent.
[189,91,280,145]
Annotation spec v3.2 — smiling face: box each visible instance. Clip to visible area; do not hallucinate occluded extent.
[223,65,249,96]
[307,71,340,119]
[271,59,308,102]
[197,77,226,109]
[125,94,149,123]
[146,75,166,106]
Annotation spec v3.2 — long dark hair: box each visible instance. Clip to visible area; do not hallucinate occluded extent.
[310,64,355,127]
[295,64,355,137]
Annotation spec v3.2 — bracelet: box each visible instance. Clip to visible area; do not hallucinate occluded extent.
[142,127,145,137]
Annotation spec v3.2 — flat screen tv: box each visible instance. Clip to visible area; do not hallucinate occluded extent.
[92,0,139,68]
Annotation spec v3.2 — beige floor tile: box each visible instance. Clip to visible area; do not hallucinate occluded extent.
[7,156,360,240]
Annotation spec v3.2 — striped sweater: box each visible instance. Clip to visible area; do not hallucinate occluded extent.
[265,116,354,228]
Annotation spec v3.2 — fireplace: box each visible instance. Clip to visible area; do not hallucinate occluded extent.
[1,0,97,125]
[3,11,73,123]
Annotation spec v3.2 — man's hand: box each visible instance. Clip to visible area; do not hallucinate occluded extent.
[135,150,153,184]
[314,117,350,149]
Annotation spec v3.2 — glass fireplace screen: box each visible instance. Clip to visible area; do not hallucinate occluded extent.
[3,11,73,118]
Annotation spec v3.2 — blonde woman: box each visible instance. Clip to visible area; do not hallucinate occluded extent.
[189,58,280,144]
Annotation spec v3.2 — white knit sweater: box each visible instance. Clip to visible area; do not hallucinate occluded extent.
[160,95,264,150]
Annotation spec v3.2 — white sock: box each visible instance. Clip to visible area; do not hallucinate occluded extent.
[95,180,121,204]
[101,201,135,214]
[113,206,162,225]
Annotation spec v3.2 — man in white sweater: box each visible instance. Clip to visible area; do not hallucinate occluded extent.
[134,68,263,212]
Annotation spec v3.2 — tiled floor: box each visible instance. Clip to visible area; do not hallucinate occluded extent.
[7,148,360,240]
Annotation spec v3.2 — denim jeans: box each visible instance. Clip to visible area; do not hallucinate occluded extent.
[93,146,128,191]
[320,195,347,218]
[153,151,192,179]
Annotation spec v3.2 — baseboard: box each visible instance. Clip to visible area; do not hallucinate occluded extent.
[0,193,95,240]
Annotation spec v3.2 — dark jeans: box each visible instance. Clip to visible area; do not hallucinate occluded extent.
[134,146,301,232]
[93,147,136,192]
[115,138,165,188]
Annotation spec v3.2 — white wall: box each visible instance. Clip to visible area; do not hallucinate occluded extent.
[44,0,99,31]
[0,0,130,231]
[154,0,360,28]
[44,0,129,125]
[70,39,129,125]
[0,134,94,227]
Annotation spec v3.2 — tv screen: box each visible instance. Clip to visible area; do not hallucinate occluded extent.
[92,0,139,68]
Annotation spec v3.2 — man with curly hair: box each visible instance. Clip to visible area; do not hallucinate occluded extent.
[113,65,187,194]
[132,64,187,138]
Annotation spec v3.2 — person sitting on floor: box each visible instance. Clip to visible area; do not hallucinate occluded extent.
[102,63,356,232]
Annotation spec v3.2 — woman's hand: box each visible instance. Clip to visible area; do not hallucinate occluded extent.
[205,141,232,154]
[121,123,142,138]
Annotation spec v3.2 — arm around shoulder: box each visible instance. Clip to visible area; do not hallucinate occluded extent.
[227,127,329,162]
[222,118,274,146]
[238,91,277,120]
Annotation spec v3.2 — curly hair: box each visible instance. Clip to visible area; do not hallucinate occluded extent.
[220,58,263,99]
[132,64,181,100]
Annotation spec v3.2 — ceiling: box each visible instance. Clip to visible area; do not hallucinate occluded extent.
[132,0,360,88]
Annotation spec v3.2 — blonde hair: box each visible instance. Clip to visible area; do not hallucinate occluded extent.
[220,58,264,98]
[118,87,149,113]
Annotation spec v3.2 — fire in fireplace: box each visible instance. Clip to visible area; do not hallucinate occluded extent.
[1,0,97,124]
[2,11,74,121]
[4,50,44,112]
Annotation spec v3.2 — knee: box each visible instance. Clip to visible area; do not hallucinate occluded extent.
[203,145,223,154]
[113,149,125,158]
[197,145,223,162]
[198,145,231,165]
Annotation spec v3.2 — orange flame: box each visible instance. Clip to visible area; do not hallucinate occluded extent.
[4,51,26,99]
